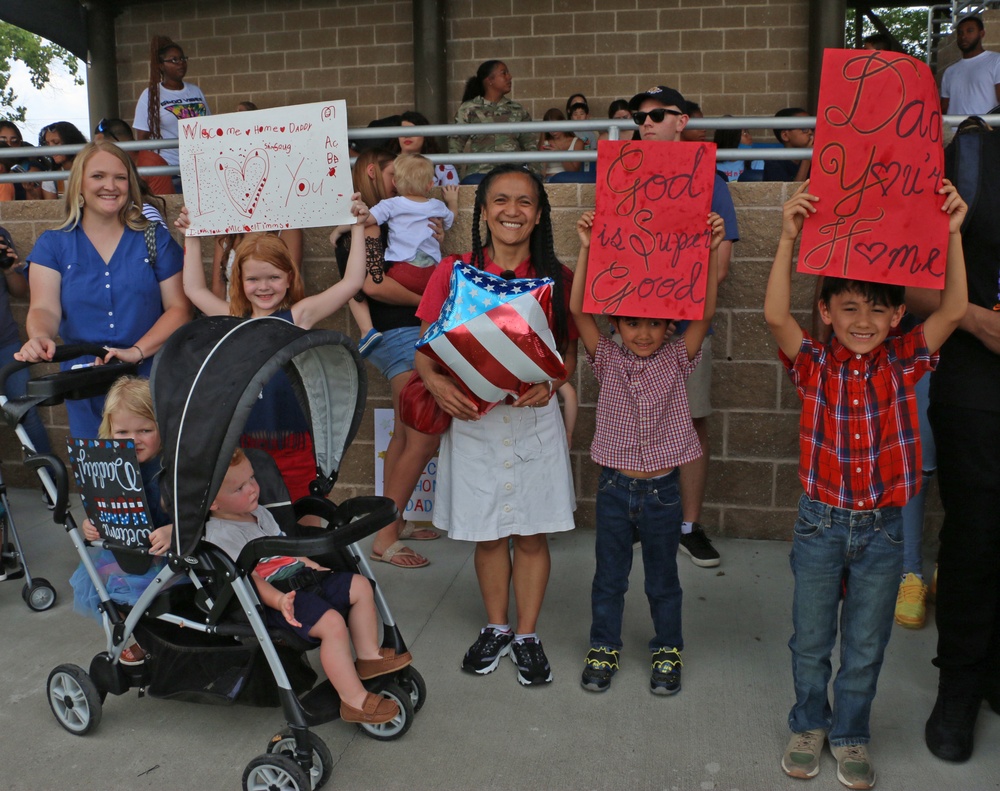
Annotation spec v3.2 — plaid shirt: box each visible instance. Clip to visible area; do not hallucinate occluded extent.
[780,326,937,510]
[587,335,702,472]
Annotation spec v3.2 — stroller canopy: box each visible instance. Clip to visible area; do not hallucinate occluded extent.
[151,316,366,556]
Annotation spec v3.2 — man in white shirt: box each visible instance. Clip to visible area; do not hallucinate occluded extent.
[941,15,1000,116]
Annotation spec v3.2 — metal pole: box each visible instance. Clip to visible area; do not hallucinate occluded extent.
[412,0,448,124]
[84,0,119,130]
[808,0,847,112]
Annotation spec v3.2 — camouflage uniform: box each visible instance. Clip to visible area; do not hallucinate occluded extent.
[450,96,539,176]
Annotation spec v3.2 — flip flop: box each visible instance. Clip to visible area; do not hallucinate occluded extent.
[399,521,441,541]
[370,541,430,568]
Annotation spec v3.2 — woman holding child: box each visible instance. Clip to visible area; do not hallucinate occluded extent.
[414,165,577,686]
[335,148,442,568]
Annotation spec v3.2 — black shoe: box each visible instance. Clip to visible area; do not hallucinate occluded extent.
[650,647,682,695]
[984,676,1000,716]
[461,627,513,675]
[926,689,981,762]
[679,524,720,567]
[581,647,619,693]
[510,637,553,686]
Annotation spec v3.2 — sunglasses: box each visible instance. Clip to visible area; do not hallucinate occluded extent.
[160,56,188,65]
[95,119,119,142]
[632,108,684,125]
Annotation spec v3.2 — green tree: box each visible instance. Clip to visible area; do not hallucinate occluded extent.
[846,6,931,60]
[0,23,82,123]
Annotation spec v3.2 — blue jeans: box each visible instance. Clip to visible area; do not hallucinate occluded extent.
[0,341,51,455]
[590,468,683,653]
[788,495,903,746]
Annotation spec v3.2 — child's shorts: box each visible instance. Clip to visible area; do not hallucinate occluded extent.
[264,570,354,644]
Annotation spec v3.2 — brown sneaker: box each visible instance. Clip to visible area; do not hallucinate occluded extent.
[355,648,413,680]
[340,692,399,724]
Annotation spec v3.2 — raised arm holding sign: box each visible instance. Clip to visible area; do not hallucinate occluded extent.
[584,140,716,319]
[798,49,949,289]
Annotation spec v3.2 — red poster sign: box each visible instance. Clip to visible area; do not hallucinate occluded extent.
[799,49,947,289]
[584,140,716,319]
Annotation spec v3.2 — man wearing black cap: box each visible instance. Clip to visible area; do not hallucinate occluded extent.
[627,85,739,569]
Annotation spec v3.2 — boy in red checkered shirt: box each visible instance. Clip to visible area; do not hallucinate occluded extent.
[570,209,725,697]
[765,180,968,789]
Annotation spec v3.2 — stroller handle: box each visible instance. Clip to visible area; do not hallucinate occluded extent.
[235,496,399,574]
[24,454,70,523]
[0,342,112,394]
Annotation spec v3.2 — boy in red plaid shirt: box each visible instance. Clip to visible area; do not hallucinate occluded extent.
[765,180,968,789]
[571,209,725,696]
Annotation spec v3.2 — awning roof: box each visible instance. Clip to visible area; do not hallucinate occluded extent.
[0,0,89,60]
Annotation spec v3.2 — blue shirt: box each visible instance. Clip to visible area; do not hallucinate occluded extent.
[27,223,182,350]
[27,223,183,437]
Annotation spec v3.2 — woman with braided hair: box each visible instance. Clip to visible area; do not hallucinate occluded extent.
[415,165,578,686]
[132,35,210,174]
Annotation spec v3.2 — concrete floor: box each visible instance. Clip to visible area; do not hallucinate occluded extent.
[0,486,997,791]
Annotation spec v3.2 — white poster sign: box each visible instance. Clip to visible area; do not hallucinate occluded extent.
[373,409,437,520]
[178,100,354,236]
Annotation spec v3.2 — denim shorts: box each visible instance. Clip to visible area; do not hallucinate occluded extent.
[366,325,421,382]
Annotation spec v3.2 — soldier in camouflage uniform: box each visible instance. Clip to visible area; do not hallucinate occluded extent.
[450,60,538,179]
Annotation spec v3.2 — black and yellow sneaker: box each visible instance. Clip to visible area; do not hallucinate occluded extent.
[581,647,620,693]
[650,647,682,695]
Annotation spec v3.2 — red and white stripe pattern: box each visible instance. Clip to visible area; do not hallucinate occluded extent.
[417,263,567,413]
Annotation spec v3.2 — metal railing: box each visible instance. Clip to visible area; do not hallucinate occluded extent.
[0,114,994,185]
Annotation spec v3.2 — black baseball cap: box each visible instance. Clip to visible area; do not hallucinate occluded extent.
[629,85,687,112]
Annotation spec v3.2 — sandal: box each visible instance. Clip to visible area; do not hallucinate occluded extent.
[370,541,429,568]
[399,521,440,541]
[340,692,399,724]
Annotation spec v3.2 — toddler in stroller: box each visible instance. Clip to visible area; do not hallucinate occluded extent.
[207,447,410,724]
[44,316,424,791]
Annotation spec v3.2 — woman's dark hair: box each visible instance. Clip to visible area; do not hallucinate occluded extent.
[42,121,87,148]
[713,126,742,150]
[566,94,588,113]
[469,165,569,352]
[146,35,184,140]
[388,110,443,155]
[462,60,503,103]
[607,99,629,118]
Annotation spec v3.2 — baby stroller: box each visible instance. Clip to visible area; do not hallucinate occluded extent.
[0,343,139,611]
[42,317,425,791]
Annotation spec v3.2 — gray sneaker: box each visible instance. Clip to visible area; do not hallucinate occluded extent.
[781,729,825,779]
[830,743,875,790]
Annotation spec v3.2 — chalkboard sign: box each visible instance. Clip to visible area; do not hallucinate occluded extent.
[67,438,155,573]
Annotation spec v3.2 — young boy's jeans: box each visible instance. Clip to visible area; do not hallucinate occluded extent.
[788,494,903,746]
[590,467,683,653]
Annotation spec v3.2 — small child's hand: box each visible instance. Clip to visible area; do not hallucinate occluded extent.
[280,591,302,628]
[442,184,459,201]
[81,518,100,542]
[781,180,818,241]
[148,524,172,556]
[350,192,370,223]
[707,211,725,250]
[577,211,595,247]
[174,206,191,231]
[939,178,967,235]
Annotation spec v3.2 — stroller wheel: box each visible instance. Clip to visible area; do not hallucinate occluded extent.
[47,664,102,735]
[267,730,332,790]
[359,680,414,741]
[243,753,311,791]
[23,578,57,611]
[397,666,427,712]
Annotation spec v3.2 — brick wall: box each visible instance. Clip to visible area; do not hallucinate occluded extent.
[114,0,810,131]
[0,185,942,540]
